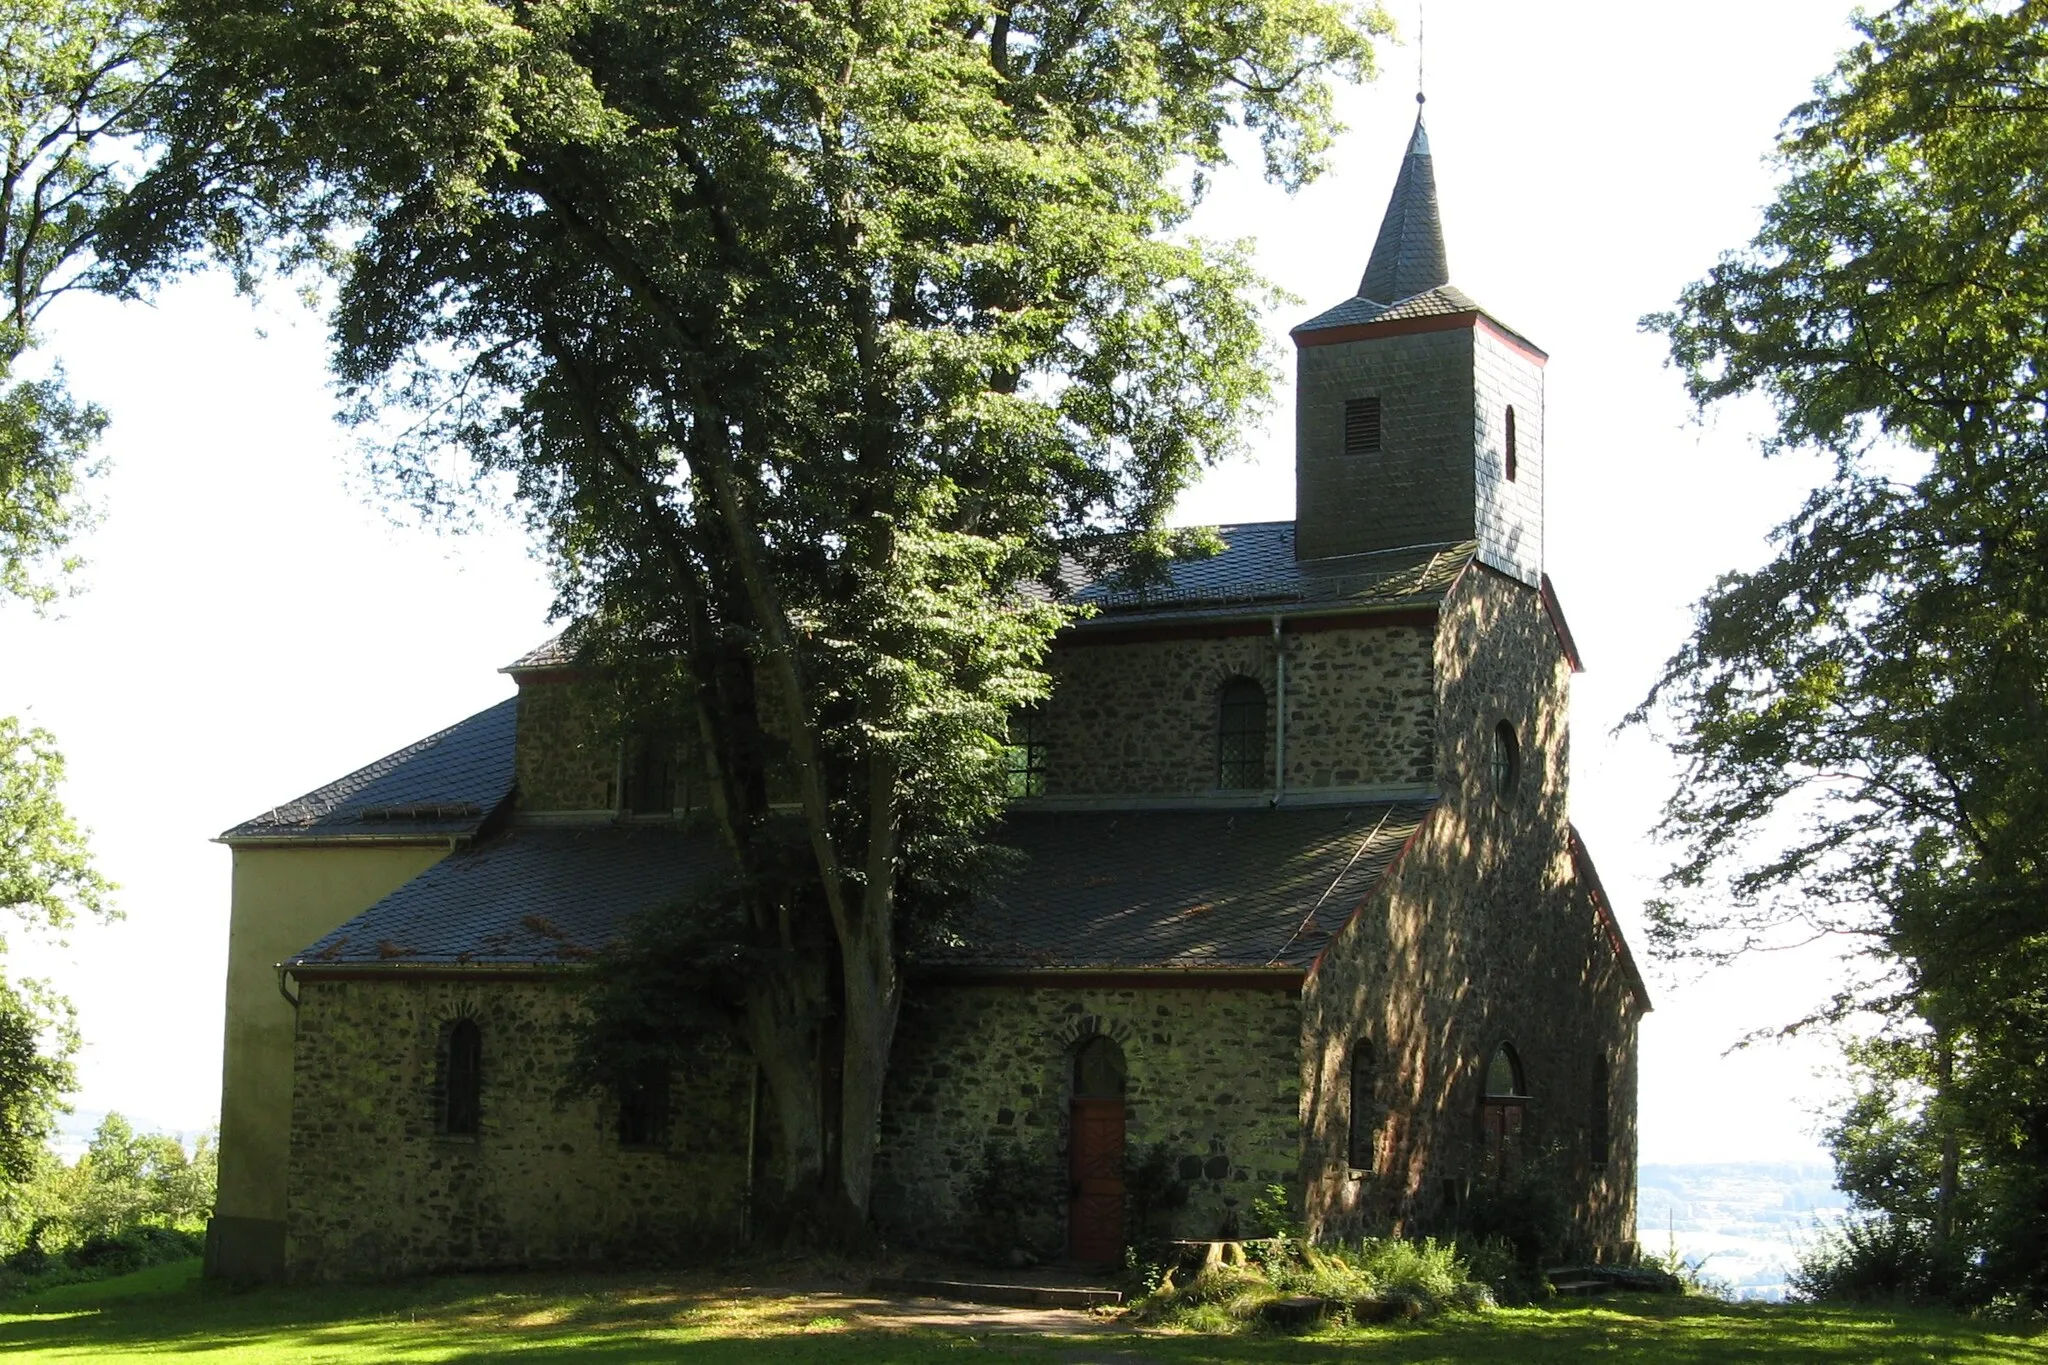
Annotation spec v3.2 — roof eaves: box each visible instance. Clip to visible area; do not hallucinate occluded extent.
[1569,826,1652,1013]
[1540,573,1585,673]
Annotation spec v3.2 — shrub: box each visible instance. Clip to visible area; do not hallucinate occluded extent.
[1789,1213,1944,1304]
[1131,1235,1491,1332]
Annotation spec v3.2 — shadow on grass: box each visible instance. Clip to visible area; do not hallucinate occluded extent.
[3,1261,2044,1363]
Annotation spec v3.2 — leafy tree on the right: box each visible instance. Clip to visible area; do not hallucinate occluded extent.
[1646,0,2048,1308]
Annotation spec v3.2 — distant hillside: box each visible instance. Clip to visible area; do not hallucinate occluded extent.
[1638,1161,1849,1300]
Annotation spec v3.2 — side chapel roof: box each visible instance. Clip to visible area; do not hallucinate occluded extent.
[219,698,517,844]
[286,802,1434,974]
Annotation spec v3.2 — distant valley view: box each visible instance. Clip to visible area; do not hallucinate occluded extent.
[1642,1162,1848,1300]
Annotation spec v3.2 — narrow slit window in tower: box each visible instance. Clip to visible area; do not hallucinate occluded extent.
[1505,405,1518,482]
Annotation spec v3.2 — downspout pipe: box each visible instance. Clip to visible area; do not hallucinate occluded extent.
[1271,615,1287,805]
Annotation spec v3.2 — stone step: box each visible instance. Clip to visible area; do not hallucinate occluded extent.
[1548,1277,1614,1296]
[867,1276,1123,1309]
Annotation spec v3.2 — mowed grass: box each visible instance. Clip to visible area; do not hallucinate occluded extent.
[2,1258,2044,1363]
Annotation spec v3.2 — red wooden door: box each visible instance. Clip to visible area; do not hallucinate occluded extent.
[1068,1097,1126,1264]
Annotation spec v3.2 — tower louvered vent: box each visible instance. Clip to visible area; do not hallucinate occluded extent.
[1344,397,1383,454]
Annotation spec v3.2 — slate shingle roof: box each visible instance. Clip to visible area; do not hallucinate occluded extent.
[221,699,517,843]
[1066,528,1473,625]
[289,825,729,966]
[288,802,1434,972]
[947,803,1434,971]
[1358,111,1450,305]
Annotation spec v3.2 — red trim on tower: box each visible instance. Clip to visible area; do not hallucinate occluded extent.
[1294,310,1549,366]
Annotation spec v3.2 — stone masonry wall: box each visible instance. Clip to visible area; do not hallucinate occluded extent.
[515,680,618,813]
[286,977,751,1279]
[1294,325,1476,562]
[1298,566,1643,1257]
[1041,625,1435,797]
[872,983,1303,1254]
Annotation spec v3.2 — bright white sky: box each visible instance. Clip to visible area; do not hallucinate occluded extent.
[2,1,1867,1166]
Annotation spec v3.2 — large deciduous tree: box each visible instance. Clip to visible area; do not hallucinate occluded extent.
[0,0,151,1193]
[117,0,1388,1233]
[1646,0,2048,1305]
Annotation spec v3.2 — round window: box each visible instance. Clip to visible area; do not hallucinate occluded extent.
[1491,721,1521,800]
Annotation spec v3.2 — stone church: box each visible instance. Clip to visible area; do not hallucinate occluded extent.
[204,108,1648,1281]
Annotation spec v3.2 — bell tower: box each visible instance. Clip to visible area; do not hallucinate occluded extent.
[1290,100,1546,587]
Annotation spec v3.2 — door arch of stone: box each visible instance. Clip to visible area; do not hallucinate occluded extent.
[1067,1035,1127,1264]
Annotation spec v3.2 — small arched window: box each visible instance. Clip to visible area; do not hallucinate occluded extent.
[1074,1035,1127,1098]
[1347,1039,1377,1173]
[1591,1053,1611,1168]
[441,1019,481,1137]
[1504,406,1518,482]
[1491,721,1521,801]
[1216,677,1266,790]
[617,1060,671,1148]
[1480,1044,1526,1182]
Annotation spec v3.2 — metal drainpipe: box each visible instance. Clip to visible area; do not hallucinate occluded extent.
[1271,614,1287,806]
[740,1063,760,1244]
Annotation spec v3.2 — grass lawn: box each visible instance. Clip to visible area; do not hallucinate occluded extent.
[2,1259,2043,1363]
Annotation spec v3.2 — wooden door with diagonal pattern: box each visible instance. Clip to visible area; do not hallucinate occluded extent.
[1067,1097,1125,1264]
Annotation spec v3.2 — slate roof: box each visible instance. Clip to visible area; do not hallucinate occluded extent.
[1065,528,1473,626]
[1358,109,1450,306]
[289,825,729,966]
[287,801,1435,972]
[220,698,517,844]
[945,803,1434,971]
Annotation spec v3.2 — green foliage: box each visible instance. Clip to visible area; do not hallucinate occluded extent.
[1644,0,2048,1309]
[0,1114,213,1295]
[115,0,1390,1228]
[964,1136,1041,1258]
[1791,1212,1945,1306]
[1250,1182,1301,1240]
[0,717,112,939]
[1133,1235,1488,1331]
[1456,1160,1571,1274]
[0,975,73,1189]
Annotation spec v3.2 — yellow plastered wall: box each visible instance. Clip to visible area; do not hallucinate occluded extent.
[216,845,450,1226]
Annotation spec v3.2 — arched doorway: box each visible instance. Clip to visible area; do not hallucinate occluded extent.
[1067,1036,1126,1264]
[1480,1043,1528,1182]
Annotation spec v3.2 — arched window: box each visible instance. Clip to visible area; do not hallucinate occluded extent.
[441,1019,481,1137]
[1480,1044,1526,1182]
[1347,1039,1377,1173]
[1073,1035,1127,1098]
[1504,406,1518,482]
[1491,721,1521,801]
[1591,1053,1611,1168]
[1216,678,1266,790]
[617,1061,671,1148]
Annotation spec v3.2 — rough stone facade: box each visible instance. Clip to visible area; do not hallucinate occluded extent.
[285,977,751,1279]
[515,680,619,813]
[1297,566,1641,1256]
[872,982,1304,1253]
[1039,625,1436,798]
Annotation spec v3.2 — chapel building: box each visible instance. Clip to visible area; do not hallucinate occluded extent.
[204,108,1648,1281]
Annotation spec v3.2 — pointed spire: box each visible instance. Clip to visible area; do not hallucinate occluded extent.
[1358,99,1449,305]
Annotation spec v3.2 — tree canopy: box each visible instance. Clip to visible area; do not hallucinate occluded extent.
[1647,0,2048,1304]
[120,0,1390,1232]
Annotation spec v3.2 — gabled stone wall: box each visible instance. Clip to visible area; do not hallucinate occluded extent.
[1037,623,1436,798]
[284,977,751,1279]
[1297,566,1642,1257]
[515,681,618,813]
